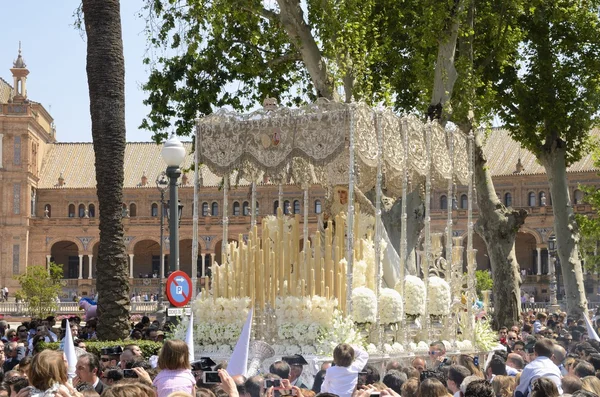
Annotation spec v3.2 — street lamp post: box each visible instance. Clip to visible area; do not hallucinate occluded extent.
[161,134,187,276]
[155,172,168,313]
[548,236,560,311]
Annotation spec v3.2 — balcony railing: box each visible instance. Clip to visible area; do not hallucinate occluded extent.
[0,301,167,316]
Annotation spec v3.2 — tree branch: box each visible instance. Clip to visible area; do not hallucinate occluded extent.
[268,51,302,66]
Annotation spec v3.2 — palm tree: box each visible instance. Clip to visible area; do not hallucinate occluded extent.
[82,0,130,340]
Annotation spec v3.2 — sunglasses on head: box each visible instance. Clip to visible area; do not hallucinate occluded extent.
[428,351,440,355]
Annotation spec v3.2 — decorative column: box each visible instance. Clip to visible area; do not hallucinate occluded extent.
[222,175,230,262]
[345,108,356,314]
[536,247,542,275]
[78,255,83,279]
[399,119,409,298]
[87,255,93,279]
[201,254,206,278]
[46,255,51,273]
[374,112,383,348]
[251,182,257,227]
[129,254,134,278]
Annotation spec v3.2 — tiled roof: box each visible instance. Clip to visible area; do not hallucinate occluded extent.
[38,129,600,189]
[0,77,12,104]
[483,128,600,176]
[38,142,230,189]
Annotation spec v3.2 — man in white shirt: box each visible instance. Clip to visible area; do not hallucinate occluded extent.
[447,365,471,397]
[515,339,562,397]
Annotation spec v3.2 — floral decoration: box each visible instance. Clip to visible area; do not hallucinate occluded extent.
[401,275,426,316]
[378,288,403,324]
[351,287,377,324]
[427,276,451,316]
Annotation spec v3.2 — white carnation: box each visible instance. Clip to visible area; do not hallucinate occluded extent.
[402,275,426,315]
[351,287,377,323]
[378,288,403,324]
[427,276,451,316]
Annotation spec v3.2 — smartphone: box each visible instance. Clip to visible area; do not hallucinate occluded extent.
[123,369,138,378]
[264,378,282,389]
[204,371,221,384]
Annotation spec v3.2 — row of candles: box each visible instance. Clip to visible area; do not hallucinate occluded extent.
[197,205,368,314]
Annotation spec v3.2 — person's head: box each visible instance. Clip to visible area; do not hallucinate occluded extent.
[534,339,554,358]
[333,344,354,367]
[492,376,515,397]
[562,375,583,394]
[530,377,559,397]
[588,353,600,371]
[575,362,596,378]
[412,357,426,374]
[4,342,18,358]
[76,353,100,384]
[506,353,525,370]
[550,344,566,367]
[119,348,137,370]
[144,327,158,341]
[245,375,264,397]
[536,312,548,323]
[269,361,290,379]
[124,344,143,358]
[465,379,494,397]
[28,350,68,391]
[572,391,600,397]
[581,376,600,396]
[18,356,32,376]
[102,367,124,385]
[498,327,508,340]
[401,378,419,397]
[158,339,190,370]
[429,341,447,362]
[358,364,380,387]
[131,329,143,340]
[99,382,156,397]
[451,354,483,378]
[447,365,471,394]
[101,348,121,370]
[486,355,507,379]
[382,370,407,395]
[506,331,518,348]
[4,329,16,341]
[417,378,448,397]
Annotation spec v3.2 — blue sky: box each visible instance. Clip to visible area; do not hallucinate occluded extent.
[0,0,154,142]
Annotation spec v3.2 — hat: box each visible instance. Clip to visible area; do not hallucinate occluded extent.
[100,346,123,356]
[156,331,165,337]
[191,357,216,371]
[282,354,308,366]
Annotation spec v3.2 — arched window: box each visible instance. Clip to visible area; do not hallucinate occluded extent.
[274,200,279,214]
[233,201,240,216]
[88,204,95,218]
[574,189,584,205]
[151,203,158,217]
[293,200,301,214]
[242,201,250,216]
[315,200,322,214]
[130,203,137,217]
[44,204,51,218]
[460,194,468,209]
[122,203,128,217]
[539,192,547,207]
[211,202,219,216]
[283,200,291,215]
[202,202,209,216]
[68,204,75,218]
[528,192,536,207]
[504,193,512,207]
[440,195,448,210]
[255,201,259,215]
[78,204,86,218]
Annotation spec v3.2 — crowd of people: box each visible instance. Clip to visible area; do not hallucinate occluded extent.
[0,308,598,397]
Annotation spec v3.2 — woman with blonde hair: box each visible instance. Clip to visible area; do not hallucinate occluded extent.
[452,355,484,378]
[491,376,515,397]
[581,376,600,396]
[100,383,156,397]
[418,378,451,397]
[152,339,195,397]
[25,350,82,396]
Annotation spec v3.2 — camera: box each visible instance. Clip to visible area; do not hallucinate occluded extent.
[264,379,282,389]
[204,371,221,384]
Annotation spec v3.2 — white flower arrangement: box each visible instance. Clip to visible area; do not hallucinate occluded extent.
[427,276,451,316]
[378,288,403,324]
[317,311,364,354]
[408,341,430,352]
[189,296,251,348]
[401,275,426,316]
[456,340,474,351]
[351,287,377,324]
[474,321,497,351]
[366,343,378,355]
[275,296,340,347]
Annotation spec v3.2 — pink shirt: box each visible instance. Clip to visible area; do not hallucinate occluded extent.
[153,368,196,397]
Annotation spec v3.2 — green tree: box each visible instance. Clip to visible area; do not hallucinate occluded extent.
[576,153,600,274]
[15,263,63,318]
[475,270,494,299]
[82,0,131,339]
[139,0,526,325]
[495,0,600,318]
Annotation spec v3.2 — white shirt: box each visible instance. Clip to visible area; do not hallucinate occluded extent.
[515,356,562,397]
[321,348,369,397]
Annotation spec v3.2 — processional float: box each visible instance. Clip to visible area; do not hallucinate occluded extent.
[176,99,491,365]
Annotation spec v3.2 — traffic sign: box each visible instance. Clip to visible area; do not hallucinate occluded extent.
[166,271,193,307]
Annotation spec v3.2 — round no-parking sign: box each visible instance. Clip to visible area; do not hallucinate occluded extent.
[166,271,192,307]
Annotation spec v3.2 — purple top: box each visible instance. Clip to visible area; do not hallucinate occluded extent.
[153,368,196,397]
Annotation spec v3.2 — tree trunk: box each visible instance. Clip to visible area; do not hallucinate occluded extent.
[541,144,587,318]
[82,0,130,340]
[473,131,526,328]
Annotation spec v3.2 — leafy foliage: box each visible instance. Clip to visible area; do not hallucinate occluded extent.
[475,270,493,299]
[38,339,162,358]
[15,263,63,319]
[495,0,600,164]
[576,147,600,273]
